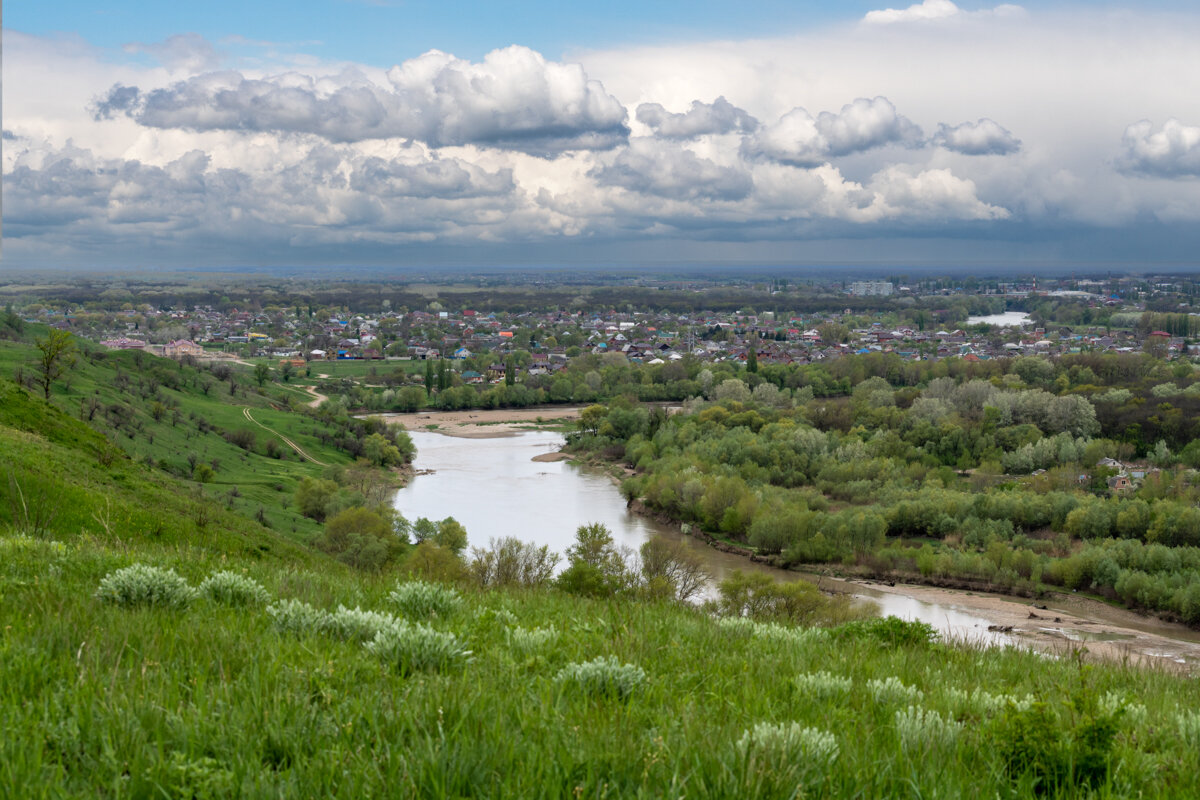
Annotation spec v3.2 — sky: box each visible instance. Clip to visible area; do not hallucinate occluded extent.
[5,0,1200,271]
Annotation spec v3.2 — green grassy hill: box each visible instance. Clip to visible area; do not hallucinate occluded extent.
[0,327,386,542]
[4,332,1200,798]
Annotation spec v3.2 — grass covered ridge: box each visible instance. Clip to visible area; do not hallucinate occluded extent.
[4,528,1200,798]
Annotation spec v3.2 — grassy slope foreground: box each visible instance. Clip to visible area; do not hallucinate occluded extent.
[4,374,1200,797]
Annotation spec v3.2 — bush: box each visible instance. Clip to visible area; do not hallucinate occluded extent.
[363,623,470,675]
[96,564,197,609]
[829,616,939,648]
[735,722,839,770]
[267,599,333,636]
[794,671,853,699]
[389,580,462,619]
[325,605,405,642]
[469,537,560,588]
[199,571,271,606]
[865,676,923,706]
[895,706,961,752]
[507,626,558,657]
[554,656,646,701]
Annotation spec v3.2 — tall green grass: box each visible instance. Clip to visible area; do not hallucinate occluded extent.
[3,527,1199,798]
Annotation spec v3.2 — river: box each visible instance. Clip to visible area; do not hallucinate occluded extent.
[393,429,1014,646]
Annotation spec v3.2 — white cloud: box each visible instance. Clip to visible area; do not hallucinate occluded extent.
[1118,118,1200,177]
[123,33,224,73]
[742,97,922,167]
[93,45,630,156]
[635,97,758,138]
[863,0,1024,25]
[933,118,1021,155]
[591,139,753,200]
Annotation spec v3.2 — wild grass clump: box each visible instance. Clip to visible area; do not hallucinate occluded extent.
[198,570,271,606]
[266,598,333,635]
[554,655,646,701]
[794,671,853,699]
[867,676,924,705]
[507,625,558,657]
[895,706,963,752]
[714,616,828,649]
[363,622,470,675]
[388,579,462,620]
[95,564,197,609]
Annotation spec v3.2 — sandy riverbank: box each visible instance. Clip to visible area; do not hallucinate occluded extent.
[840,578,1200,670]
[378,407,582,438]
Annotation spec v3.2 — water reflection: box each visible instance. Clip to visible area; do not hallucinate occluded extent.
[394,430,1015,642]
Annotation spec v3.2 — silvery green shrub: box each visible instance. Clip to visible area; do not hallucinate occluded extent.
[266,599,333,635]
[389,580,462,619]
[96,564,197,609]
[554,656,646,700]
[325,605,405,642]
[364,622,470,675]
[866,676,924,705]
[507,625,558,657]
[794,671,853,699]
[894,706,962,752]
[199,571,270,606]
[736,722,839,769]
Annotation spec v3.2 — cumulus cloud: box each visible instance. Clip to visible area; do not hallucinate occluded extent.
[863,0,1024,25]
[3,140,522,247]
[635,96,758,138]
[123,33,223,72]
[93,46,629,156]
[591,140,753,201]
[933,118,1021,155]
[867,165,1010,220]
[741,96,922,167]
[1118,119,1200,178]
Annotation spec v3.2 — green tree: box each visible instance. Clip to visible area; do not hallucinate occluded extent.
[254,363,271,387]
[295,477,339,522]
[746,338,758,373]
[425,359,435,395]
[34,329,76,400]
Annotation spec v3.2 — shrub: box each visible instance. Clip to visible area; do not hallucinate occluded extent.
[507,626,558,657]
[794,671,853,700]
[96,564,197,609]
[944,687,1033,716]
[326,605,405,642]
[830,616,939,648]
[364,623,470,675]
[895,706,962,752]
[866,676,923,706]
[267,599,333,636]
[199,571,270,606]
[389,580,462,619]
[735,722,839,770]
[554,656,646,701]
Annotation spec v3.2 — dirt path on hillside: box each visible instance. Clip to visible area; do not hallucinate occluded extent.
[242,407,328,466]
[377,407,582,438]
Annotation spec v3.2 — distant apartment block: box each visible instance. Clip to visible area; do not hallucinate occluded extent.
[849,281,894,296]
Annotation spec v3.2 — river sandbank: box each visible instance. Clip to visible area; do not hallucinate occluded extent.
[379,407,581,438]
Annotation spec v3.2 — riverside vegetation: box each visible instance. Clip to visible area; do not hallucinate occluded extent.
[6,325,1200,796]
[563,350,1200,628]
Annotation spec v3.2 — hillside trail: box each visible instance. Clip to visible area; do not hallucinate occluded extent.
[241,406,328,466]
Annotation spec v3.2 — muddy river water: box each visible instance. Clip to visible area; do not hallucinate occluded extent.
[393,428,1200,668]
